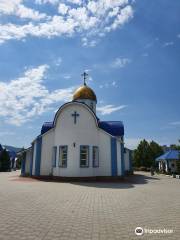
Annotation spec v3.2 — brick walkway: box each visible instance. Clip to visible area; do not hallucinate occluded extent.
[0,171,179,240]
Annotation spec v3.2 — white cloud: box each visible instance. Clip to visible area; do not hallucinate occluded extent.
[0,0,47,20]
[87,76,93,83]
[142,53,149,57]
[36,0,82,5]
[177,34,180,39]
[0,0,134,45]
[111,57,131,68]
[35,0,59,5]
[0,16,77,44]
[125,137,178,150]
[67,0,82,5]
[58,3,69,15]
[162,41,174,47]
[54,57,62,66]
[105,5,133,32]
[0,65,75,126]
[99,81,118,89]
[0,131,15,136]
[170,121,180,126]
[63,74,71,79]
[125,137,153,149]
[112,81,117,87]
[125,137,142,149]
[97,104,127,115]
[81,37,98,47]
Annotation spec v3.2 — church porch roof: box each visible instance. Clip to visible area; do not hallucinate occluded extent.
[98,121,124,137]
[156,150,180,161]
[41,122,54,135]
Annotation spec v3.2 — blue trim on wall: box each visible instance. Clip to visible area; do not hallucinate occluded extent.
[21,155,26,176]
[111,138,117,176]
[30,144,34,176]
[34,136,42,176]
[121,142,125,176]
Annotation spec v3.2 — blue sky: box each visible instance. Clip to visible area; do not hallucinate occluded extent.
[0,0,180,149]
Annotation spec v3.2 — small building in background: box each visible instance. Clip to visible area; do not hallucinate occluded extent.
[0,144,19,170]
[156,150,180,173]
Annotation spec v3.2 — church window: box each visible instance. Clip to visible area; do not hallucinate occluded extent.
[52,146,57,167]
[80,146,89,167]
[93,146,99,167]
[59,146,68,167]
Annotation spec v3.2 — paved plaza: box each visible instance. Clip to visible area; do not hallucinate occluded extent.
[0,171,179,240]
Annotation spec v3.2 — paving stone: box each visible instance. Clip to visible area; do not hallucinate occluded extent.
[0,171,179,240]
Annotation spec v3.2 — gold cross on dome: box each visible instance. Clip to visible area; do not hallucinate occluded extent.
[81,72,88,86]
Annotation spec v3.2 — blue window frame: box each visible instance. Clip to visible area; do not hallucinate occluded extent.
[52,146,57,167]
[93,146,99,168]
[80,145,89,167]
[59,146,68,167]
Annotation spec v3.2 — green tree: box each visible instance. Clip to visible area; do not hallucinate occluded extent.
[134,139,150,167]
[0,149,11,172]
[170,144,180,150]
[177,161,180,174]
[149,141,163,167]
[133,140,163,168]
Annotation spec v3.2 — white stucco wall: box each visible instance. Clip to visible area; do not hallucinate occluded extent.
[52,102,112,177]
[25,149,31,174]
[98,130,111,176]
[28,101,127,178]
[41,129,54,176]
[124,149,130,171]
[75,99,96,113]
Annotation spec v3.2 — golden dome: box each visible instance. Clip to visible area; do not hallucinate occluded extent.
[73,85,97,102]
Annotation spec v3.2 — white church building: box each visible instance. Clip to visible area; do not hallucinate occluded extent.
[21,74,132,179]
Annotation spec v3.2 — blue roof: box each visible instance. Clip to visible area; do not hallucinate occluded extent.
[41,120,124,137]
[156,150,180,161]
[0,144,3,152]
[98,121,124,137]
[41,122,54,135]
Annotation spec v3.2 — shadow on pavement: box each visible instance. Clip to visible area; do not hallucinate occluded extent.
[9,172,160,189]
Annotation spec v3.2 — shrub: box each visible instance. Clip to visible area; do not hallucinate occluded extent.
[0,149,11,172]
